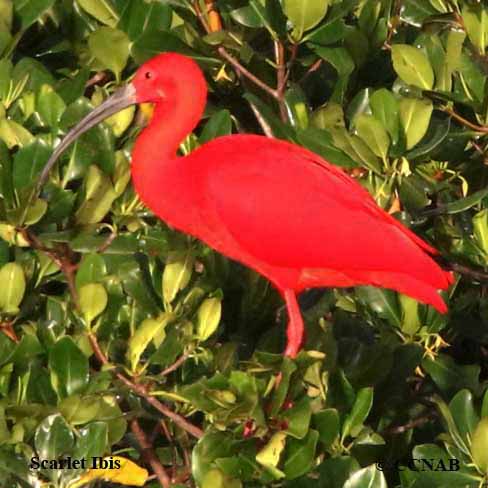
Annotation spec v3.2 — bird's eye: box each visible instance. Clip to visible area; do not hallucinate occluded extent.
[145,71,152,79]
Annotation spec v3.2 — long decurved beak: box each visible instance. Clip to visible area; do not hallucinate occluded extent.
[36,83,137,193]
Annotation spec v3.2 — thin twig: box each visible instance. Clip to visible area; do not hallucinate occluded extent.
[97,230,117,253]
[19,228,79,309]
[217,46,279,99]
[192,1,278,99]
[87,333,204,439]
[448,262,488,282]
[248,100,275,137]
[382,413,436,435]
[131,419,171,488]
[159,352,189,376]
[275,40,288,122]
[442,106,488,133]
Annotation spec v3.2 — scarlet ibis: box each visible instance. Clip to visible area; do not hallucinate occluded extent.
[40,53,453,358]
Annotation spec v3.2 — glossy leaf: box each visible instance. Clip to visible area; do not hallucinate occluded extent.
[391,44,434,90]
[34,414,74,460]
[79,283,108,326]
[344,465,387,488]
[88,27,130,79]
[127,313,173,372]
[197,297,222,342]
[0,262,25,314]
[399,97,433,150]
[354,114,390,161]
[49,337,89,397]
[283,0,329,40]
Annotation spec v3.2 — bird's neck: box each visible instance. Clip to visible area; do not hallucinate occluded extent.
[131,90,206,229]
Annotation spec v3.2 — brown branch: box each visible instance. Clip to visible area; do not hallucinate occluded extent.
[275,40,288,122]
[299,58,323,84]
[217,47,279,99]
[448,262,488,282]
[283,44,298,88]
[97,230,117,253]
[247,100,275,138]
[159,352,189,376]
[382,412,436,435]
[193,1,278,100]
[19,228,79,309]
[85,71,108,89]
[131,419,171,488]
[442,106,488,133]
[87,333,204,439]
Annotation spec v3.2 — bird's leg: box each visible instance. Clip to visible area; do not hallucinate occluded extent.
[283,289,304,358]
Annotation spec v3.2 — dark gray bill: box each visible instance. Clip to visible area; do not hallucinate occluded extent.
[36,83,137,193]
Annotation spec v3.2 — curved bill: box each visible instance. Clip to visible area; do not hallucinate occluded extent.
[36,83,137,193]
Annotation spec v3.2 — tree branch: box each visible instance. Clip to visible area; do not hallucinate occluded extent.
[131,419,171,488]
[87,333,204,439]
[275,40,288,122]
[159,352,189,377]
[19,228,79,309]
[442,106,488,133]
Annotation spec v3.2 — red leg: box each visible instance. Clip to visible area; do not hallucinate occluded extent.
[283,289,304,358]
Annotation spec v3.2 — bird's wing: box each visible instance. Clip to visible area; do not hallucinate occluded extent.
[204,136,448,290]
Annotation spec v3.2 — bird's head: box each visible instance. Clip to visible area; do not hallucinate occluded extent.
[35,52,207,196]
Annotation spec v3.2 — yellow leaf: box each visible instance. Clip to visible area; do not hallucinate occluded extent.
[68,456,148,488]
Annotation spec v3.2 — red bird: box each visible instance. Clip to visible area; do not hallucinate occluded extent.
[41,53,453,357]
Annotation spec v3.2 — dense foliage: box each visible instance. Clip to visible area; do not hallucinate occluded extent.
[1,0,488,486]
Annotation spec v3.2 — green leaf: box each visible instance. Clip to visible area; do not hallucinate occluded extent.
[34,414,74,460]
[449,389,479,444]
[344,465,387,488]
[76,0,118,27]
[75,253,106,290]
[399,97,433,150]
[462,4,487,55]
[162,251,194,305]
[12,139,50,190]
[285,84,309,130]
[118,0,172,41]
[192,432,234,485]
[59,395,101,425]
[422,353,480,395]
[197,297,222,342]
[76,165,117,224]
[88,27,130,80]
[127,313,174,372]
[14,0,55,30]
[283,430,319,479]
[200,110,232,144]
[441,187,488,215]
[256,431,287,474]
[79,283,108,326]
[399,294,420,335]
[473,209,488,256]
[354,114,390,161]
[74,422,108,461]
[356,287,401,327]
[283,0,330,40]
[37,84,66,129]
[0,262,25,314]
[369,89,400,144]
[49,337,89,398]
[391,44,434,90]
[283,397,312,439]
[314,409,340,448]
[319,456,361,488]
[341,387,374,440]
